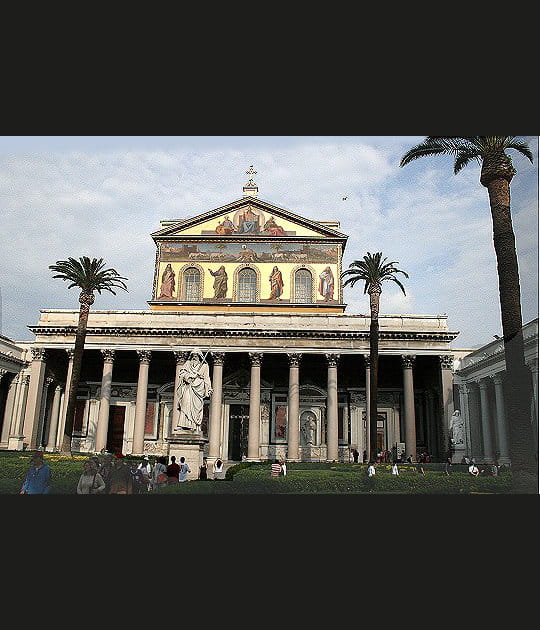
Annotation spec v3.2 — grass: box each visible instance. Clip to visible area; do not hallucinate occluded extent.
[0,452,512,494]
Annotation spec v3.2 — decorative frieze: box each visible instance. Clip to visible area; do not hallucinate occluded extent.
[101,349,116,363]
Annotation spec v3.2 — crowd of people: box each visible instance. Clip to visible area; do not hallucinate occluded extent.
[18,451,228,494]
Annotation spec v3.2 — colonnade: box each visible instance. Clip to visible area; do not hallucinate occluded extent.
[458,374,510,463]
[4,347,457,462]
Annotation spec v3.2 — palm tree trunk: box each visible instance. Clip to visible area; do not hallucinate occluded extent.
[369,288,381,461]
[59,292,93,454]
[485,176,537,493]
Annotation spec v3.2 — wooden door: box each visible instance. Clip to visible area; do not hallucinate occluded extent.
[106,405,126,454]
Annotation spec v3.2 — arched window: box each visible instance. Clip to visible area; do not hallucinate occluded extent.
[294,268,312,303]
[238,267,257,302]
[183,267,201,301]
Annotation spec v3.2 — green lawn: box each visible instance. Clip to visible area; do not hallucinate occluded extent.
[0,452,512,494]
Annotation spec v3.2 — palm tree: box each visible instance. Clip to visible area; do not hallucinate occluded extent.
[341,252,408,462]
[49,257,128,454]
[400,136,537,493]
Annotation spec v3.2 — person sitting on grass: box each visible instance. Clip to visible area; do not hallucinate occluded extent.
[391,462,399,476]
[367,462,376,477]
[468,462,480,477]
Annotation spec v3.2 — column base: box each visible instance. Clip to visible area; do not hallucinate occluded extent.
[7,437,25,450]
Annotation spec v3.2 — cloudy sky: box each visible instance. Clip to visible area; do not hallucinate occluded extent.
[0,135,537,348]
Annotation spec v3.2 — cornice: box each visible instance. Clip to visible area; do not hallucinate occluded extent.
[0,350,26,367]
[27,324,459,342]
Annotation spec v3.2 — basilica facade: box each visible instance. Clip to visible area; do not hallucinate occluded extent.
[0,175,462,466]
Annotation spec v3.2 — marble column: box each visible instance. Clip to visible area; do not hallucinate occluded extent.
[56,349,75,448]
[132,350,152,455]
[364,354,371,462]
[46,385,63,452]
[401,355,417,461]
[247,353,263,460]
[22,348,49,449]
[326,353,339,461]
[208,352,225,458]
[171,351,190,432]
[529,360,539,444]
[9,374,30,450]
[287,353,302,461]
[94,350,115,453]
[1,373,17,445]
[439,355,454,459]
[492,373,510,463]
[458,383,472,458]
[478,378,494,462]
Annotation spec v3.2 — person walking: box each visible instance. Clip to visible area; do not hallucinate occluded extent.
[367,462,376,477]
[445,457,453,476]
[77,459,106,494]
[151,456,168,490]
[166,455,181,484]
[391,462,399,476]
[178,457,191,482]
[213,458,225,480]
[352,448,359,463]
[20,452,52,494]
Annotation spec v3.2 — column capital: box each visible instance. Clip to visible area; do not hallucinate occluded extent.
[439,354,454,370]
[287,353,302,367]
[401,355,416,369]
[45,376,55,387]
[31,347,48,361]
[137,350,152,364]
[0,369,8,381]
[174,350,191,364]
[491,372,504,385]
[211,352,226,365]
[101,349,116,363]
[22,374,31,386]
[477,378,489,391]
[458,382,471,395]
[325,353,340,367]
[65,348,75,360]
[55,384,63,393]
[249,352,263,367]
[363,354,370,368]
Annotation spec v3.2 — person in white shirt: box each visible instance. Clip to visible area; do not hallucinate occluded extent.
[468,463,480,477]
[367,463,376,477]
[213,458,225,480]
[178,456,191,482]
[137,456,152,491]
[391,463,399,476]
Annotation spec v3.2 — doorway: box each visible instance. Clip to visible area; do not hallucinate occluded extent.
[228,404,249,461]
[106,405,126,454]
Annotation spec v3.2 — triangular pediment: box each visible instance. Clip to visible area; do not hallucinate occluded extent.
[152,197,347,241]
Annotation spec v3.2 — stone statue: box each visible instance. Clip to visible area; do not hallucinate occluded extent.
[158,264,175,299]
[301,411,317,445]
[176,349,213,431]
[450,410,465,446]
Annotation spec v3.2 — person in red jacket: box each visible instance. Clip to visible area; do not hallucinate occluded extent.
[166,455,181,484]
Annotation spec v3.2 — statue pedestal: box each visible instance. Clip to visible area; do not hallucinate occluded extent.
[166,431,207,480]
[451,446,466,464]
